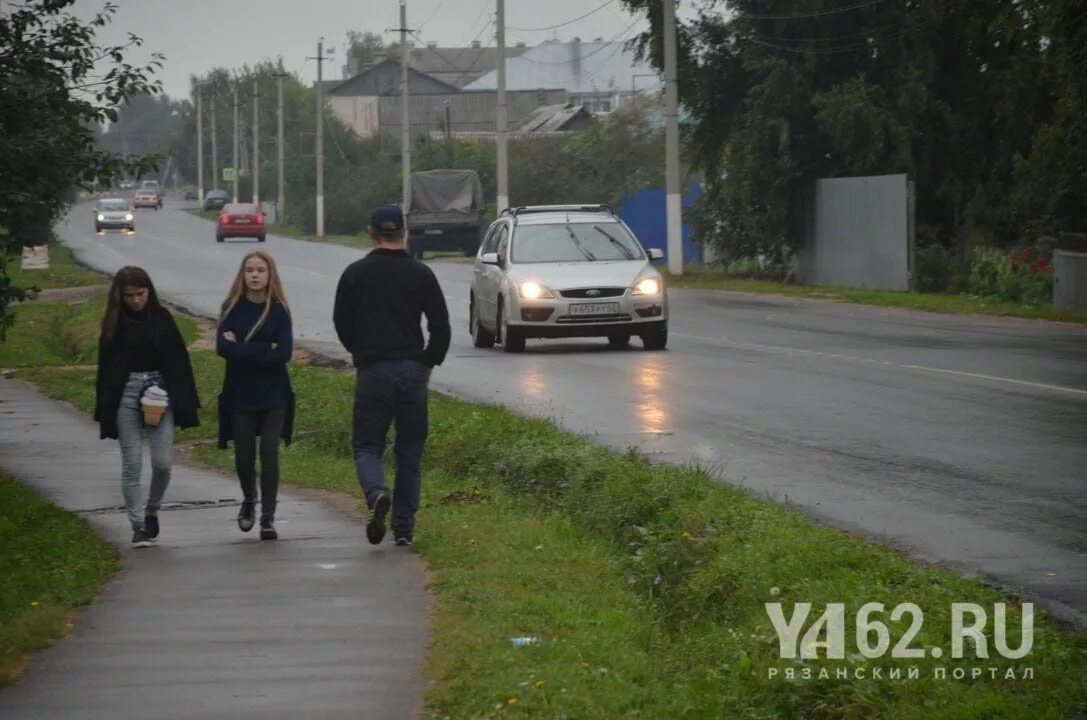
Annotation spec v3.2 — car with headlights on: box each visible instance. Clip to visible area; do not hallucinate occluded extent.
[469,205,667,353]
[94,198,135,233]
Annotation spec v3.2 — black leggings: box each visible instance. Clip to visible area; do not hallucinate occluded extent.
[233,408,286,518]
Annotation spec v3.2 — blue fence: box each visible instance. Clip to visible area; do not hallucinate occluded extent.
[617,184,703,267]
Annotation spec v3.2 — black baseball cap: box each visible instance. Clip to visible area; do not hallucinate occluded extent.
[370,204,405,234]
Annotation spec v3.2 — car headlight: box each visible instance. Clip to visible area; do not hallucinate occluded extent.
[632,277,662,296]
[96,214,105,221]
[125,213,133,221]
[518,281,554,299]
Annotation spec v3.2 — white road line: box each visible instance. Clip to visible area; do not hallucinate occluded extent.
[673,332,1087,398]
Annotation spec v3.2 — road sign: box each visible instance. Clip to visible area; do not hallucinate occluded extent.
[223,167,237,182]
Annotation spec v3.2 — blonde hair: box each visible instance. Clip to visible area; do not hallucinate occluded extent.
[220,250,291,341]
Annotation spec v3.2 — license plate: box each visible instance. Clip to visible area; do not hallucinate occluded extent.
[235,218,251,224]
[569,302,619,315]
[424,229,444,235]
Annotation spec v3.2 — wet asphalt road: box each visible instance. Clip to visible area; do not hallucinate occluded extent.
[56,200,1087,625]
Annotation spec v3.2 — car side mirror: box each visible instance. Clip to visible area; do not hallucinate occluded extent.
[648,248,665,261]
[481,252,500,265]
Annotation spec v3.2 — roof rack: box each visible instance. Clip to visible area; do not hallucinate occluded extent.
[500,204,615,218]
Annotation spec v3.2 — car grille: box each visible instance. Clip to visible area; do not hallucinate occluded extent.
[556,313,632,324]
[559,287,626,299]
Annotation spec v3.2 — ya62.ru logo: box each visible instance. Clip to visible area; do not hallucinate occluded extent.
[765,602,1034,660]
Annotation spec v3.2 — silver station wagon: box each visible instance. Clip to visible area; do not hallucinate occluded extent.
[469,205,668,353]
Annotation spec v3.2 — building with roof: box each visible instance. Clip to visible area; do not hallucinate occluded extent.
[344,42,531,89]
[464,38,661,114]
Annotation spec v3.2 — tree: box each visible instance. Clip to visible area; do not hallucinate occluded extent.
[346,31,388,75]
[622,0,1063,268]
[0,0,163,336]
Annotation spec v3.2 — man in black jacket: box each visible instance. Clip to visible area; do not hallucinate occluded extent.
[333,205,451,546]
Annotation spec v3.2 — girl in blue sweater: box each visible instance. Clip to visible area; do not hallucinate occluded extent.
[216,250,294,540]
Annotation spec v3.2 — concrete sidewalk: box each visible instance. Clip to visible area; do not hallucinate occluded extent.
[0,379,429,720]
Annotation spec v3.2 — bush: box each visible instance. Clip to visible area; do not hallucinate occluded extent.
[915,244,965,294]
[968,246,1052,304]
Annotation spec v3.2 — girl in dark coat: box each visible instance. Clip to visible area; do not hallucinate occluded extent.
[94,267,200,548]
[216,250,294,540]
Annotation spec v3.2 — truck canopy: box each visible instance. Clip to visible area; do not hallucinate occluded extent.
[408,169,484,219]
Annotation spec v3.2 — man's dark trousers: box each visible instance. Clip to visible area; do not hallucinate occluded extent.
[352,359,429,540]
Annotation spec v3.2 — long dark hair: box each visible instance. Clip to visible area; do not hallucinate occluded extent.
[101,266,163,341]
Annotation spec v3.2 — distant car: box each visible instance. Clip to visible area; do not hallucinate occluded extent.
[469,205,668,352]
[133,189,162,210]
[203,189,229,211]
[119,180,135,190]
[139,179,160,191]
[217,203,266,243]
[95,198,135,233]
[181,185,198,200]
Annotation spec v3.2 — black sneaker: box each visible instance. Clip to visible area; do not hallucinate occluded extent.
[259,517,278,541]
[144,514,160,540]
[366,491,391,545]
[394,537,412,547]
[131,528,152,548]
[237,501,255,532]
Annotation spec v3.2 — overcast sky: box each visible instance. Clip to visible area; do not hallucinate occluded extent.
[68,0,687,101]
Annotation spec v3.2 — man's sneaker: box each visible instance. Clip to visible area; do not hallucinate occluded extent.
[237,501,255,532]
[394,537,412,547]
[131,528,153,548]
[259,517,278,541]
[366,491,391,545]
[144,514,160,540]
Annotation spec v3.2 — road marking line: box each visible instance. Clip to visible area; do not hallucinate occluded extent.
[673,332,1087,398]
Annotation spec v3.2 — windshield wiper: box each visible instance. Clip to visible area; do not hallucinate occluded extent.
[593,225,636,260]
[564,225,597,261]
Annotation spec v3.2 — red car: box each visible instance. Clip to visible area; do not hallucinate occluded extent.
[216,203,266,243]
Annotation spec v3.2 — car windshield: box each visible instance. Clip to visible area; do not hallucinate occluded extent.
[224,204,258,214]
[100,202,129,212]
[512,222,645,263]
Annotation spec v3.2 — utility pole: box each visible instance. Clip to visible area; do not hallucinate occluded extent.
[495,0,509,212]
[232,86,239,203]
[196,89,204,205]
[400,0,411,211]
[275,71,286,226]
[309,39,329,239]
[210,96,219,190]
[252,78,260,205]
[662,0,683,276]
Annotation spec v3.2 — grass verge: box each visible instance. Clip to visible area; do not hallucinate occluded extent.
[5,244,105,292]
[7,294,1087,718]
[0,470,120,686]
[665,268,1087,324]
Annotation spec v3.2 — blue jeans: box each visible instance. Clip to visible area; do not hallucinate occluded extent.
[352,360,429,540]
[117,372,174,531]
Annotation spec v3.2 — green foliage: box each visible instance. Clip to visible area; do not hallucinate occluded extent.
[968,247,1053,305]
[623,0,1082,265]
[0,0,163,334]
[915,244,965,294]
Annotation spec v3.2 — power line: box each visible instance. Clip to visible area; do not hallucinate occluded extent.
[733,0,889,22]
[506,0,617,32]
[417,0,447,31]
[516,18,640,66]
[746,18,931,55]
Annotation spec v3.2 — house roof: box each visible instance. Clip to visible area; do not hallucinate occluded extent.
[514,103,592,133]
[328,59,460,97]
[400,45,530,89]
[464,40,658,95]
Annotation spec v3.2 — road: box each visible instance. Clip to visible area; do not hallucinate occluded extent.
[55,200,1087,625]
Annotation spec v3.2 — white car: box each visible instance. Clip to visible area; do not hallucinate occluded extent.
[469,205,668,353]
